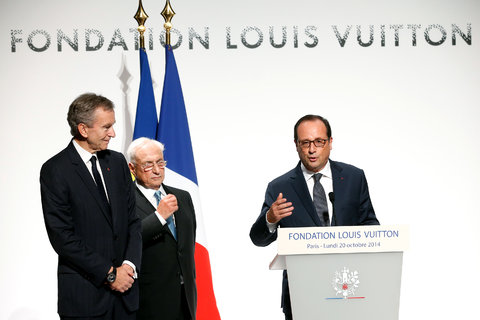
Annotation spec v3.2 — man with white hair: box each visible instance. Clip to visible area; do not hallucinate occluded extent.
[127,138,197,320]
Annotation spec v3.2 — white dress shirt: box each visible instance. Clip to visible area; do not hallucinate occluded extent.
[300,160,333,220]
[72,140,109,201]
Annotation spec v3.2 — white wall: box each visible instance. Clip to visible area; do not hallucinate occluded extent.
[1,0,479,319]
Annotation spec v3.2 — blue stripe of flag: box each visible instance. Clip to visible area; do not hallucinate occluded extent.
[133,48,157,140]
[157,45,198,185]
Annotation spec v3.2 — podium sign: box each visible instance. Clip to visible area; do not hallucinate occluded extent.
[270,225,408,320]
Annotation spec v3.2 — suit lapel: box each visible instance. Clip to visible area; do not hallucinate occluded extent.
[289,163,322,226]
[67,143,113,227]
[330,160,345,225]
[137,184,177,241]
[135,186,156,215]
[98,152,115,226]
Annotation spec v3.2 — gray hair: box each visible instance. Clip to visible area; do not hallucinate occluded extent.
[127,137,165,163]
[67,93,114,138]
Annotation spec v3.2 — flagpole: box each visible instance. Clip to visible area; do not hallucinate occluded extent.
[132,0,158,141]
[158,2,221,318]
[134,0,149,49]
[161,0,175,46]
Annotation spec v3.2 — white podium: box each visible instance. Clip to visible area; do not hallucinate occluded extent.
[270,225,409,320]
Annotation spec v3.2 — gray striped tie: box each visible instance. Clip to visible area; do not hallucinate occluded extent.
[313,173,330,226]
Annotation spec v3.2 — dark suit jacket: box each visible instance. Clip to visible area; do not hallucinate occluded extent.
[135,184,197,320]
[40,141,142,317]
[250,160,379,314]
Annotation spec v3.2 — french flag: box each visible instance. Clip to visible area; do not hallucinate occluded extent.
[134,44,221,319]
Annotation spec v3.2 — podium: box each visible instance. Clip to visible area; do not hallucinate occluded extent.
[270,225,408,320]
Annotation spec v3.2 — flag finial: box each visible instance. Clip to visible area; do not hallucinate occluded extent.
[161,0,176,46]
[134,0,149,49]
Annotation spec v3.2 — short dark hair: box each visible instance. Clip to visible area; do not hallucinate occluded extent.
[67,93,114,138]
[294,114,332,141]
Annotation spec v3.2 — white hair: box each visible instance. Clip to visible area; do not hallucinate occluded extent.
[126,137,165,163]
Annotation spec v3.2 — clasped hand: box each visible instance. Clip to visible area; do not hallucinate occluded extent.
[109,264,134,293]
[156,194,178,220]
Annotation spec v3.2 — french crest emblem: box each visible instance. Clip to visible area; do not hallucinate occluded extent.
[332,267,360,298]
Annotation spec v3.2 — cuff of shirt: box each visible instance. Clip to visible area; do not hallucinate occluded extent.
[266,214,278,233]
[122,260,138,279]
[155,211,167,225]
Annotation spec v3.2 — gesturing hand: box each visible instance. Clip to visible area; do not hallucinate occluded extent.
[156,194,178,220]
[266,193,294,224]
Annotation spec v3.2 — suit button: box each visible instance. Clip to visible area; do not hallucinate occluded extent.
[113,234,118,240]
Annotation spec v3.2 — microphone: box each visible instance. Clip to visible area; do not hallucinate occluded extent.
[328,192,336,226]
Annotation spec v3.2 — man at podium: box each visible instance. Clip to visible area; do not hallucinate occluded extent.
[250,114,379,320]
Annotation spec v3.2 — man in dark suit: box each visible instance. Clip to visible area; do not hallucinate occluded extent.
[40,93,142,319]
[250,114,379,320]
[126,137,197,320]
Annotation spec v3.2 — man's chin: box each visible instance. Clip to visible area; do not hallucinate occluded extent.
[151,181,163,189]
[97,143,109,151]
[305,162,323,172]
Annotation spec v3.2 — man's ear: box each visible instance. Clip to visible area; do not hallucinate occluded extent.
[128,162,136,177]
[78,123,88,138]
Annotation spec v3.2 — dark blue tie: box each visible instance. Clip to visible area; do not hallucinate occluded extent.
[313,173,330,226]
[90,156,109,208]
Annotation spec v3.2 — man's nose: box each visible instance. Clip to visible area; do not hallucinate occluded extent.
[152,163,164,174]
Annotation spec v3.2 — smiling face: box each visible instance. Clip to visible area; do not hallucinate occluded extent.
[129,142,165,190]
[295,119,332,172]
[77,106,116,153]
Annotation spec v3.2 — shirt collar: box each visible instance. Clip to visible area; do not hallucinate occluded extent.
[73,139,96,164]
[300,160,332,181]
[136,183,166,199]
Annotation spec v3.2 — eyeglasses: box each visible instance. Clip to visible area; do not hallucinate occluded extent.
[297,139,329,149]
[139,160,167,172]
